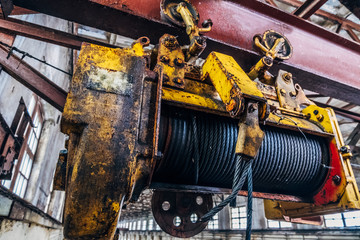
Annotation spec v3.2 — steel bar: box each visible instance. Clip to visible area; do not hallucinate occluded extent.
[293,0,328,19]
[313,101,360,122]
[0,0,14,18]
[268,0,360,33]
[0,17,116,50]
[339,0,360,20]
[11,0,360,106]
[346,123,360,146]
[0,45,67,111]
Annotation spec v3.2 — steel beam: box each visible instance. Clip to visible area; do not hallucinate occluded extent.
[11,0,360,105]
[339,0,360,20]
[293,0,328,19]
[0,45,67,111]
[0,17,116,50]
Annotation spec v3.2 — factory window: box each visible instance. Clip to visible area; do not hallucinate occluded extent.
[148,219,153,230]
[231,206,247,229]
[324,211,360,228]
[137,220,141,230]
[324,213,344,227]
[343,211,360,227]
[207,213,219,229]
[1,96,43,198]
[155,221,161,230]
[267,220,292,229]
[141,220,147,230]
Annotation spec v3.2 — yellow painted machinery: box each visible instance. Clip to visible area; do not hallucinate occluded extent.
[57,1,360,239]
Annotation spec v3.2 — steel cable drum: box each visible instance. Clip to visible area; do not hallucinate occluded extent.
[154,108,330,197]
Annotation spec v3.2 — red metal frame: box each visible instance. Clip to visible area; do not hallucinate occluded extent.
[313,141,346,205]
[11,0,360,106]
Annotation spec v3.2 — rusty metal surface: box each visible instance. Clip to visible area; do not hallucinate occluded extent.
[11,0,360,105]
[152,190,212,238]
[0,17,116,50]
[53,150,67,190]
[154,34,186,89]
[61,42,153,239]
[0,45,67,111]
[0,0,14,18]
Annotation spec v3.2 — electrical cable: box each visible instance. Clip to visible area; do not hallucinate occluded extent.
[0,40,72,76]
[246,162,253,240]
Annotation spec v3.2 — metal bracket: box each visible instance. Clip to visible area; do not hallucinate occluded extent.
[235,102,265,160]
[154,34,186,89]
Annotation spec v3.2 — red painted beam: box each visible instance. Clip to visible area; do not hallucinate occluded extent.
[11,0,360,105]
[0,45,67,111]
[0,17,116,50]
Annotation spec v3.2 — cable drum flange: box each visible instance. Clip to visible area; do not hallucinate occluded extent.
[154,108,330,197]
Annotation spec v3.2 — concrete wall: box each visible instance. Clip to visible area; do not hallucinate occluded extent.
[0,13,71,233]
[0,219,63,240]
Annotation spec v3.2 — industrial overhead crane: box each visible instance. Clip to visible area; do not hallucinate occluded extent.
[0,0,360,240]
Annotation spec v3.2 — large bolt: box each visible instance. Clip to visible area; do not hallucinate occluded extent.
[313,110,319,115]
[333,175,341,185]
[280,88,286,96]
[160,55,169,63]
[340,146,349,153]
[289,91,297,97]
[316,114,324,122]
[262,56,273,67]
[164,36,177,49]
[174,58,185,68]
[282,72,292,83]
[226,99,237,112]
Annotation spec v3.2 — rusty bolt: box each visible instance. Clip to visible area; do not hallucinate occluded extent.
[313,110,319,115]
[174,58,185,68]
[282,72,292,83]
[173,77,184,85]
[160,55,169,63]
[333,175,341,185]
[226,99,237,112]
[280,88,286,96]
[263,56,273,67]
[316,114,324,122]
[340,146,350,154]
[164,36,177,49]
[290,91,297,97]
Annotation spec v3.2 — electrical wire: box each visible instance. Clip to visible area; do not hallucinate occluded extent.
[0,40,72,76]
[246,162,253,240]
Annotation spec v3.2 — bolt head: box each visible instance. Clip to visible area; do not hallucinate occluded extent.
[333,175,341,185]
[290,91,297,97]
[282,72,292,83]
[174,58,185,68]
[280,88,286,96]
[160,55,169,63]
[340,146,349,153]
[313,110,319,115]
